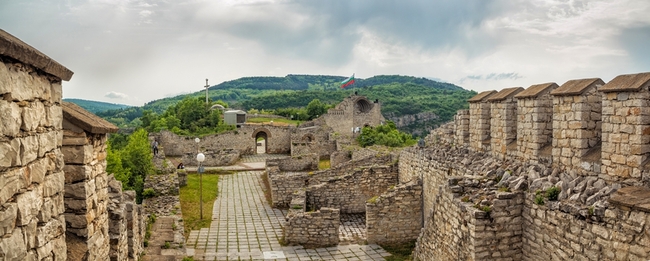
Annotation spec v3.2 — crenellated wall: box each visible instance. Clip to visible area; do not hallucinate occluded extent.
[408,71,650,260]
[488,87,524,159]
[454,109,470,145]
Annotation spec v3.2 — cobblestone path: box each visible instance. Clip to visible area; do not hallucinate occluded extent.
[185,170,391,260]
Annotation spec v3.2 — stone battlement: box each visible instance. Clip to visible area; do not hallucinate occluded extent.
[436,72,650,184]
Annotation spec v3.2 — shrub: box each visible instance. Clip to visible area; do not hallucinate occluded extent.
[534,194,545,205]
[367,196,379,204]
[142,188,156,199]
[546,186,561,201]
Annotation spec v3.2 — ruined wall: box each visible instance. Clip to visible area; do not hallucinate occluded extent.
[515,83,557,163]
[469,96,493,151]
[267,152,394,208]
[324,95,385,137]
[489,87,523,158]
[0,55,67,260]
[266,153,318,172]
[522,187,649,261]
[329,150,351,168]
[157,124,293,157]
[290,125,336,159]
[62,130,110,260]
[307,165,397,214]
[366,180,422,245]
[283,190,340,247]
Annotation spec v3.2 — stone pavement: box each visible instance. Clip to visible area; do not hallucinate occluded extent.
[185,167,391,260]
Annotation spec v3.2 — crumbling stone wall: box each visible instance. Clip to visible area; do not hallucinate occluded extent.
[329,150,351,168]
[266,153,318,172]
[291,125,336,159]
[157,124,293,157]
[0,41,70,260]
[323,95,385,138]
[366,180,422,245]
[283,190,340,247]
[307,165,397,214]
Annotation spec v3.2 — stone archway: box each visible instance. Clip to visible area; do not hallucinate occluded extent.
[252,128,272,154]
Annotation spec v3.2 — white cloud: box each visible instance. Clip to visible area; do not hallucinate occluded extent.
[105,91,129,99]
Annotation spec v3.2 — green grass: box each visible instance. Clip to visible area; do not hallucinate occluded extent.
[318,159,331,170]
[382,241,415,261]
[247,117,301,125]
[179,174,219,237]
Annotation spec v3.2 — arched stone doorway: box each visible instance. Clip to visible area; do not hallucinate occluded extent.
[252,128,272,154]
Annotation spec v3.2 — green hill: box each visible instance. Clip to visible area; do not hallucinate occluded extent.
[63,98,132,113]
[96,74,476,136]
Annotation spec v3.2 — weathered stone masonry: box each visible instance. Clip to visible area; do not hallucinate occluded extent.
[405,72,650,260]
[0,29,73,261]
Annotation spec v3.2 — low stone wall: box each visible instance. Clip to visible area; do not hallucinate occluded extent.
[329,150,351,168]
[106,176,144,261]
[180,148,240,167]
[267,153,318,172]
[142,171,185,249]
[366,180,422,245]
[307,165,398,214]
[523,186,650,260]
[284,190,340,249]
[268,167,309,208]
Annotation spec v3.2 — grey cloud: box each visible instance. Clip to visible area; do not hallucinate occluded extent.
[460,72,522,83]
[619,26,650,68]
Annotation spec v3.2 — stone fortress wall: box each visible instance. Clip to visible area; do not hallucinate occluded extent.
[408,72,650,260]
[0,30,144,261]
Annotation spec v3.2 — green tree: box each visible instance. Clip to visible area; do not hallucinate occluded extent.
[122,129,153,202]
[357,121,416,147]
[106,143,130,186]
[306,99,328,119]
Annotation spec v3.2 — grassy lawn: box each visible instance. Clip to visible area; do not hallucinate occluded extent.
[180,174,219,237]
[247,117,302,126]
[319,159,331,170]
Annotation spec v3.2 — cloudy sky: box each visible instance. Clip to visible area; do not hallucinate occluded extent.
[2,0,650,106]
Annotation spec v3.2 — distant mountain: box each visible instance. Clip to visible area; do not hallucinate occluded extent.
[63,98,132,114]
[95,74,476,136]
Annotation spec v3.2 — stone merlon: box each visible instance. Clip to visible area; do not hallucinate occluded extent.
[0,29,73,81]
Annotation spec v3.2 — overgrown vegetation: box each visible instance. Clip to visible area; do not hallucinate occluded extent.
[179,174,219,237]
[382,241,416,261]
[357,121,416,147]
[318,159,331,170]
[87,74,475,136]
[141,96,234,136]
[106,129,153,203]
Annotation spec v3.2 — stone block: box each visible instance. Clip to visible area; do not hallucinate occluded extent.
[0,228,27,261]
[63,164,92,184]
[38,131,58,158]
[0,61,10,95]
[47,105,62,129]
[0,168,21,205]
[21,102,45,132]
[16,188,43,226]
[65,179,96,200]
[6,67,36,102]
[42,171,65,197]
[28,157,47,184]
[19,135,39,166]
[50,82,62,104]
[0,203,17,236]
[0,139,21,167]
[0,100,22,137]
[61,144,93,164]
[35,216,65,247]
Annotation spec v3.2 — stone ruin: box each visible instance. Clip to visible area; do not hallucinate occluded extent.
[153,95,384,166]
[0,29,144,261]
[417,73,650,260]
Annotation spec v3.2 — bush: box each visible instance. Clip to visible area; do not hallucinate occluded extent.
[534,193,545,205]
[546,186,561,201]
[142,188,156,199]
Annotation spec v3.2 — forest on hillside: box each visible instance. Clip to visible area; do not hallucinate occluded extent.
[76,74,475,136]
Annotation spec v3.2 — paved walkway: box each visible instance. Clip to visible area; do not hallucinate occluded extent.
[185,169,391,260]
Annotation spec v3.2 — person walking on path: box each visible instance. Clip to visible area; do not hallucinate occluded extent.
[152,140,159,156]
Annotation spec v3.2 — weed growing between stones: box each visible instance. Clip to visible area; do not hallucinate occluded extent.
[260,172,273,206]
[382,240,416,261]
[534,191,545,205]
[142,188,157,199]
[545,186,561,201]
[182,257,195,261]
[367,196,379,204]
